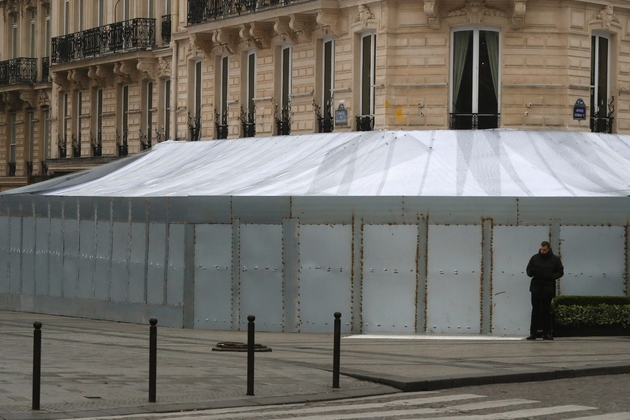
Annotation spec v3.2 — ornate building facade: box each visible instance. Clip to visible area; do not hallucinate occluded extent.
[1,0,629,191]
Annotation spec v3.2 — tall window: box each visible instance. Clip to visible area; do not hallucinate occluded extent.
[276,46,291,135]
[358,33,375,131]
[319,39,334,132]
[45,6,51,57]
[123,0,130,21]
[43,108,50,162]
[164,79,171,139]
[30,10,36,58]
[121,85,129,155]
[9,114,17,176]
[145,81,154,148]
[591,32,612,133]
[216,56,228,139]
[450,27,500,130]
[64,0,70,34]
[28,110,35,174]
[98,0,104,26]
[63,93,70,156]
[12,14,18,58]
[74,92,82,157]
[78,0,84,31]
[166,0,172,14]
[95,89,103,156]
[242,51,256,137]
[148,0,155,18]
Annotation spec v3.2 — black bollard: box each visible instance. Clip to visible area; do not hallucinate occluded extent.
[149,318,158,403]
[246,315,255,396]
[333,312,341,388]
[32,321,42,410]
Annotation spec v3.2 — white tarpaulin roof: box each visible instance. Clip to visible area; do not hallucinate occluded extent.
[17,130,630,197]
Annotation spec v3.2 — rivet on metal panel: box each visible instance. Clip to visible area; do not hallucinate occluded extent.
[454,270,458,275]
[439,270,444,274]
[370,268,374,272]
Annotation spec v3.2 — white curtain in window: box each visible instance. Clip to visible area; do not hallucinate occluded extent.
[452,31,471,109]
[485,31,499,100]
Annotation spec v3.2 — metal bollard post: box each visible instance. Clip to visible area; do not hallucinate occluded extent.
[32,321,42,410]
[149,318,158,403]
[246,315,255,396]
[333,312,341,388]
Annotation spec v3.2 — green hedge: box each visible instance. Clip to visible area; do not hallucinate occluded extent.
[553,296,630,328]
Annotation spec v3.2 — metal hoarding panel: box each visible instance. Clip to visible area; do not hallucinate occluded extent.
[34,218,50,296]
[299,225,352,333]
[232,197,290,224]
[239,224,283,332]
[559,226,625,296]
[21,217,36,295]
[9,217,21,293]
[492,226,549,335]
[427,225,482,334]
[184,196,232,224]
[49,219,63,297]
[62,219,79,298]
[167,224,185,306]
[147,223,166,304]
[129,223,147,303]
[0,217,8,293]
[194,224,232,330]
[94,220,112,300]
[362,224,418,333]
[110,222,130,303]
[77,220,95,299]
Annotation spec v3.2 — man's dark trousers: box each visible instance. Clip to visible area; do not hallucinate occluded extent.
[530,295,552,335]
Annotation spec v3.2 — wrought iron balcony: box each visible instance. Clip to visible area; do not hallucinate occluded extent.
[275,104,291,136]
[0,58,37,86]
[240,106,256,138]
[188,0,301,24]
[26,161,33,176]
[314,101,333,133]
[118,132,129,156]
[8,162,16,177]
[215,109,228,140]
[92,134,103,157]
[162,14,172,44]
[450,113,500,130]
[356,115,374,132]
[591,116,613,134]
[52,18,156,64]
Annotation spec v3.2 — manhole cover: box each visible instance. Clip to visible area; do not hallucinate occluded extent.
[212,342,272,352]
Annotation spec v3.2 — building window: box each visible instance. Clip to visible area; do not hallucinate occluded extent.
[144,81,154,149]
[73,92,82,157]
[43,108,50,173]
[591,33,613,133]
[148,0,155,18]
[78,0,84,31]
[120,85,129,156]
[98,0,104,26]
[94,89,103,156]
[61,93,70,157]
[12,14,18,58]
[123,0,130,21]
[30,10,36,58]
[64,0,70,34]
[166,0,172,14]
[188,60,203,141]
[27,110,35,175]
[45,6,51,57]
[215,56,228,140]
[276,46,291,135]
[450,27,500,130]
[9,114,17,176]
[164,79,171,140]
[241,51,256,138]
[317,39,334,133]
[357,33,375,132]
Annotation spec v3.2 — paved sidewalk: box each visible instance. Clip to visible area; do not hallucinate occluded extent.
[1,311,629,420]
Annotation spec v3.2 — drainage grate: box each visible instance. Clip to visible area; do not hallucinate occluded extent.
[212,342,272,352]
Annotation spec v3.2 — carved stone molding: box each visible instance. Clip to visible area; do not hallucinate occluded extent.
[316,11,341,36]
[157,57,171,78]
[137,58,158,81]
[447,0,506,24]
[24,0,37,11]
[51,71,70,92]
[423,0,441,29]
[113,61,138,85]
[511,0,526,29]
[594,5,620,28]
[250,22,273,50]
[88,65,113,88]
[20,90,36,108]
[38,90,50,108]
[274,17,297,44]
[354,4,375,24]
[212,29,239,55]
[189,33,214,57]
[67,69,89,91]
[1,91,20,112]
[289,14,315,43]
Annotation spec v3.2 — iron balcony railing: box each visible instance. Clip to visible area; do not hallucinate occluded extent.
[188,0,299,24]
[591,116,613,134]
[314,102,333,133]
[275,105,291,136]
[8,162,16,177]
[240,106,256,138]
[92,134,103,157]
[161,14,172,44]
[215,109,228,139]
[0,58,38,86]
[52,18,156,64]
[26,161,33,176]
[118,132,129,156]
[356,115,374,132]
[450,113,500,130]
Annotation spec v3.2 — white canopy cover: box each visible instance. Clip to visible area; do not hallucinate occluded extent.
[32,130,630,197]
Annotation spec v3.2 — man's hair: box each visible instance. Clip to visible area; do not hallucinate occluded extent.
[541,241,551,248]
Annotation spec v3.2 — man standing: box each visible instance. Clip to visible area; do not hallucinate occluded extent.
[526,241,564,340]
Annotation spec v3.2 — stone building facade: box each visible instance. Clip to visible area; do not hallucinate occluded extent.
[1,0,629,191]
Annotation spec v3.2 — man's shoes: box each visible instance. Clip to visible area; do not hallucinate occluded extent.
[526,334,536,340]
[543,334,554,340]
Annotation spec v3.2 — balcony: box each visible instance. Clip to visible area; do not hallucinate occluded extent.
[0,58,37,86]
[188,0,305,24]
[8,162,16,177]
[591,116,613,134]
[42,57,50,82]
[356,115,374,132]
[214,110,228,140]
[162,14,172,44]
[51,18,156,64]
[450,113,500,130]
[240,106,256,138]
